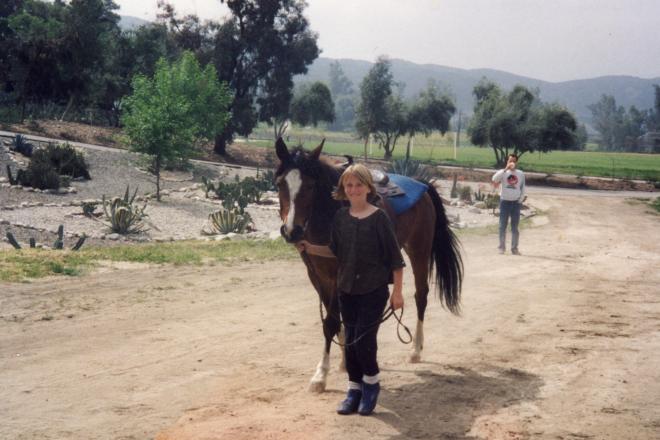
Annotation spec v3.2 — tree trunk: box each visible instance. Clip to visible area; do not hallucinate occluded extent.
[60,95,74,122]
[214,133,228,155]
[363,137,368,161]
[155,156,161,202]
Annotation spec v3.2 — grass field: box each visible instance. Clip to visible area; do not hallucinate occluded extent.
[245,126,660,182]
[0,239,299,282]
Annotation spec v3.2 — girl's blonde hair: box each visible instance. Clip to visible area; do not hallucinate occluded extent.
[333,163,377,200]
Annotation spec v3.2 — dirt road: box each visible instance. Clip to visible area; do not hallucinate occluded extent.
[2,191,659,440]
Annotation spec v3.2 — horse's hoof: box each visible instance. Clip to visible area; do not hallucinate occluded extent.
[308,380,326,393]
[409,352,422,363]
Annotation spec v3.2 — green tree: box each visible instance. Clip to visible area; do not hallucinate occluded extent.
[469,80,578,166]
[210,0,319,155]
[356,57,404,159]
[290,82,335,128]
[588,94,625,150]
[4,0,66,120]
[327,61,355,131]
[121,52,231,200]
[405,83,455,158]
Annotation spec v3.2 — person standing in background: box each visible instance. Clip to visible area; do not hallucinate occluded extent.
[492,154,526,255]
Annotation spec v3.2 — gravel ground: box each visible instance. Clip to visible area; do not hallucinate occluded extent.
[1,142,519,250]
[0,143,281,249]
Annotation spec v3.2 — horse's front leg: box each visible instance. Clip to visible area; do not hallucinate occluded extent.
[309,314,342,392]
[410,277,429,363]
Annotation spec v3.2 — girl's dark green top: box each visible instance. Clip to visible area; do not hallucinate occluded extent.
[329,207,405,295]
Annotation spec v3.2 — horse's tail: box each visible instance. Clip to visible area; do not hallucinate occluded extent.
[426,185,463,315]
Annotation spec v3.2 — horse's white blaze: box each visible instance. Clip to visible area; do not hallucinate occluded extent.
[284,169,302,235]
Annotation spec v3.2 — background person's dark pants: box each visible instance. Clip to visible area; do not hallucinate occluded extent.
[499,200,521,251]
[339,286,389,384]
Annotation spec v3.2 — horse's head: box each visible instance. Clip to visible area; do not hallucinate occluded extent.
[275,137,339,243]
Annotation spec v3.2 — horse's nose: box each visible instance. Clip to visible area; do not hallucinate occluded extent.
[280,224,303,243]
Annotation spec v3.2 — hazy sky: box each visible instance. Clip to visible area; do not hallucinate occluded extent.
[114,0,660,83]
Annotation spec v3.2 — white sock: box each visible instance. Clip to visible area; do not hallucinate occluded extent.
[362,374,380,385]
[348,381,362,391]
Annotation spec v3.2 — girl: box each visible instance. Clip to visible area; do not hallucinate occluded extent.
[296,163,405,416]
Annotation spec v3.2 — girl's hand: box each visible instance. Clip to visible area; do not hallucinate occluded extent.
[390,290,404,311]
[294,240,308,253]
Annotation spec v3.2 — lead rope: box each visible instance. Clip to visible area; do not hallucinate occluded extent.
[302,250,413,347]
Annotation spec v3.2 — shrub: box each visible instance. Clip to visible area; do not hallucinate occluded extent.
[458,185,472,203]
[35,143,91,180]
[23,159,61,190]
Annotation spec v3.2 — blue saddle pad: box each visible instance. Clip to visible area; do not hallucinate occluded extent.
[385,174,428,215]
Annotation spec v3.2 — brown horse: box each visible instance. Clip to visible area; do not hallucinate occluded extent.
[275,138,463,392]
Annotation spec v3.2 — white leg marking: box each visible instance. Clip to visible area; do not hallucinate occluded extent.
[284,170,301,236]
[309,350,330,393]
[410,319,424,363]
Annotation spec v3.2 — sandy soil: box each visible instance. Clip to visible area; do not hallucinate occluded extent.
[1,190,659,440]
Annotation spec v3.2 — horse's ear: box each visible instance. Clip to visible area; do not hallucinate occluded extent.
[275,137,290,162]
[310,138,325,160]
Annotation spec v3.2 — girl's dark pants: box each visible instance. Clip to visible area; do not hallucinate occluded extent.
[339,285,389,384]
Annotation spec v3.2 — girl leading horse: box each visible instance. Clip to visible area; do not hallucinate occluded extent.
[275,138,463,393]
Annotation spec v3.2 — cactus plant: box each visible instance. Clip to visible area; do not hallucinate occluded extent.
[6,232,21,249]
[102,185,148,234]
[53,225,64,249]
[5,225,86,251]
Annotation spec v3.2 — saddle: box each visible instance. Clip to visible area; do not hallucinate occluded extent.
[370,169,405,198]
[338,156,427,215]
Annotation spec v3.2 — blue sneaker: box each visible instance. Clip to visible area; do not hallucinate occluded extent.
[337,389,362,415]
[358,382,380,415]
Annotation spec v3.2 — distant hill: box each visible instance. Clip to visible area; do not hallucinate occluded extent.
[118,15,151,31]
[299,57,660,126]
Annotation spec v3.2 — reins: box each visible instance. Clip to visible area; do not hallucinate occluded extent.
[301,250,413,347]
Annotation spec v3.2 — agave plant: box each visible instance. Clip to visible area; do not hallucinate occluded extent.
[11,134,34,157]
[102,185,148,234]
[208,208,252,234]
[388,158,433,182]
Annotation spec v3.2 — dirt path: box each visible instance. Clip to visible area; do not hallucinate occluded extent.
[1,192,659,440]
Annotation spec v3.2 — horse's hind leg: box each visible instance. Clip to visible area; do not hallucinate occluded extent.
[309,313,341,392]
[405,248,431,364]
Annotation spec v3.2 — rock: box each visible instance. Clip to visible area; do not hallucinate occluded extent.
[469,207,482,214]
[68,187,77,193]
[0,177,7,183]
[1,183,10,188]
[3,205,14,210]
[20,202,29,208]
[454,222,467,229]
[474,201,486,209]
[43,189,54,194]
[0,219,8,225]
[23,186,34,192]
[269,230,282,240]
[57,188,69,195]
[107,233,120,241]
